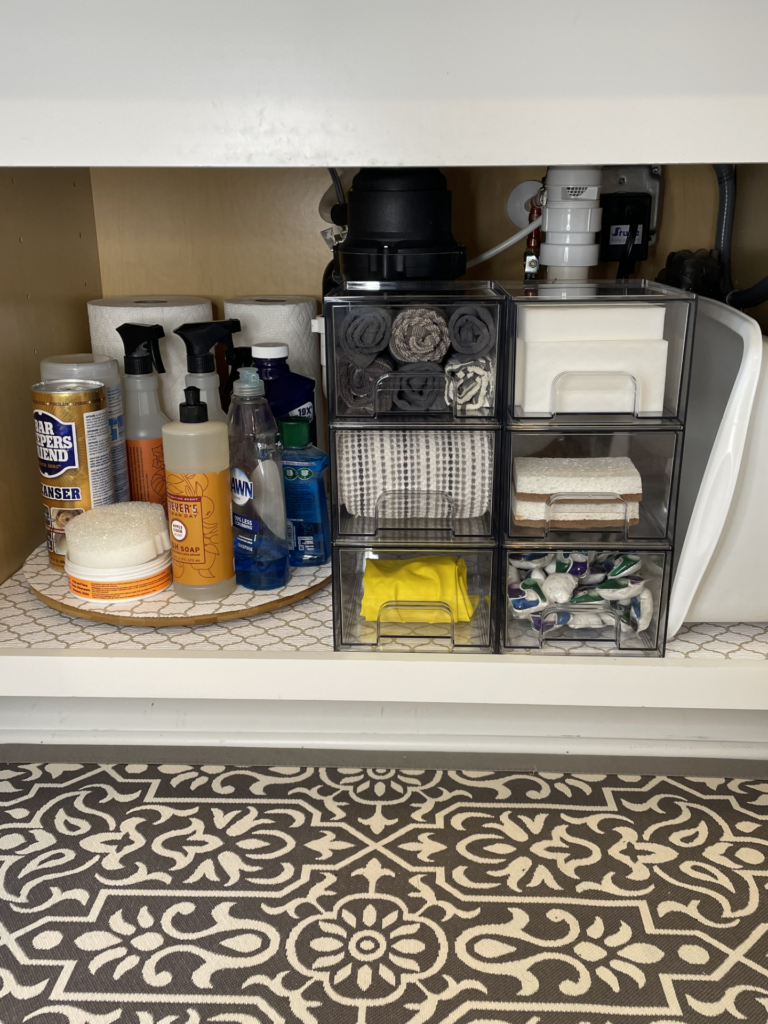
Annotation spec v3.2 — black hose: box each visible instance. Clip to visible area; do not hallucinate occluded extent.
[328,168,345,206]
[714,164,736,294]
[714,163,768,307]
[727,277,768,309]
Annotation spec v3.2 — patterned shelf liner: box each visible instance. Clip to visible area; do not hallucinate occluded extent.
[21,544,331,625]
[0,545,767,657]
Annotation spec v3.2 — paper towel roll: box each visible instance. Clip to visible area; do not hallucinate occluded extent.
[223,296,323,439]
[88,296,213,422]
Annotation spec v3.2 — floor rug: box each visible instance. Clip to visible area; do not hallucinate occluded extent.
[1,763,768,1024]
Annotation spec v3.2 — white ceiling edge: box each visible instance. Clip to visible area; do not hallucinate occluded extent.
[3,1,767,167]
[1,94,767,168]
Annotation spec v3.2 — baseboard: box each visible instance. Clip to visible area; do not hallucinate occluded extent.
[1,741,766,779]
[2,696,768,766]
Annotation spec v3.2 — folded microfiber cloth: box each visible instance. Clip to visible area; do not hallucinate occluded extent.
[448,304,496,357]
[339,307,392,368]
[444,354,495,413]
[389,307,450,364]
[392,361,447,412]
[361,555,480,623]
[337,355,395,413]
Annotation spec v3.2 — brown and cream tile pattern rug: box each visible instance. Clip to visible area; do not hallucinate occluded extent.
[1,763,768,1024]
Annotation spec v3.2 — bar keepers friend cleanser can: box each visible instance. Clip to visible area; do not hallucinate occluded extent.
[31,380,115,569]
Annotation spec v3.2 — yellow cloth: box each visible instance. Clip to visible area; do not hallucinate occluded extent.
[361,555,480,624]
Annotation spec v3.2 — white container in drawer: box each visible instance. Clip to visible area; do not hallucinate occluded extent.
[515,303,668,416]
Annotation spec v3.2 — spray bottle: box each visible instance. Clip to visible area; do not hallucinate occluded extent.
[163,386,236,602]
[173,318,241,423]
[116,322,169,506]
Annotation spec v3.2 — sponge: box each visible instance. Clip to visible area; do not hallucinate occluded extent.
[514,457,642,500]
[512,456,643,529]
[65,503,171,569]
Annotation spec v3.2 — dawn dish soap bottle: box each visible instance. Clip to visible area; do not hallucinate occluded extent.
[228,368,291,590]
[251,343,317,444]
[278,417,331,567]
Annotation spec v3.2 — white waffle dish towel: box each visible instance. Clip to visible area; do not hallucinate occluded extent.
[337,430,494,520]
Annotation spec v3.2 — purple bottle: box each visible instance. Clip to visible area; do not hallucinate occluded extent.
[251,343,316,444]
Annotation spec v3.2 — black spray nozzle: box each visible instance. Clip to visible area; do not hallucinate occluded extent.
[179,385,208,424]
[116,322,166,376]
[222,346,254,408]
[174,319,242,375]
[226,347,253,370]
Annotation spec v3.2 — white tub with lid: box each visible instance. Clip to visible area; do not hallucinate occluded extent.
[65,550,172,604]
[63,501,173,603]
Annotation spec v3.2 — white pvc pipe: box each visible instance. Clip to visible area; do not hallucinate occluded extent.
[466,216,542,269]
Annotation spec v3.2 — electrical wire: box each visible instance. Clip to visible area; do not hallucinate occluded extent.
[616,219,639,279]
[714,164,736,294]
[328,168,345,206]
[465,217,542,269]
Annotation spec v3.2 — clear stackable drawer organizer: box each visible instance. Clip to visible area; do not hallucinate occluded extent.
[325,282,505,653]
[324,280,696,656]
[499,281,697,657]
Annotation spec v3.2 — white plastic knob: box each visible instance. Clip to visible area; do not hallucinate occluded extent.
[506,180,541,229]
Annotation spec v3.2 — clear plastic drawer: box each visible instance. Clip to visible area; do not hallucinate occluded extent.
[501,547,670,657]
[332,428,497,542]
[504,430,680,543]
[502,281,697,426]
[325,282,505,423]
[333,545,496,652]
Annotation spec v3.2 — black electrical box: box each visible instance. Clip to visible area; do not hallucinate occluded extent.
[599,191,652,264]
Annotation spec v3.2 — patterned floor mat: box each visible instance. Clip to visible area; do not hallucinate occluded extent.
[1,763,767,1024]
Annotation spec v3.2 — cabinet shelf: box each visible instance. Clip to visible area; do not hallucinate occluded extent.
[2,561,768,712]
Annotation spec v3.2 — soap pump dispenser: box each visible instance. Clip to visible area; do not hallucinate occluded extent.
[173,318,241,423]
[115,321,169,506]
[162,386,236,603]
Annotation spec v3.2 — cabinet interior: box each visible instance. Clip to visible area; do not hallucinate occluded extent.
[2,164,767,585]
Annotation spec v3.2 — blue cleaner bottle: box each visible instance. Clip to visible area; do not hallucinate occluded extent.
[228,368,291,590]
[278,417,331,567]
[252,343,317,444]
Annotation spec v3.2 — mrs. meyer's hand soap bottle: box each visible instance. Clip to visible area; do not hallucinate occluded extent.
[228,368,291,590]
[163,387,236,602]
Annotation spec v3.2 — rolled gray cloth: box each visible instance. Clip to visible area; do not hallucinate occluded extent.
[444,354,495,414]
[392,361,447,412]
[337,355,395,413]
[389,307,450,364]
[448,304,496,357]
[339,306,392,368]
